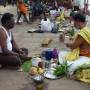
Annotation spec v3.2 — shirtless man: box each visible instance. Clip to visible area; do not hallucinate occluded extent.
[0,13,28,68]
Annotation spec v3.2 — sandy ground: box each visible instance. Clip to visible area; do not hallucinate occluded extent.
[0,5,90,90]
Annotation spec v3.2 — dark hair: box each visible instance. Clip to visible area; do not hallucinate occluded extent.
[73,6,80,11]
[43,12,47,21]
[1,13,14,25]
[73,12,86,22]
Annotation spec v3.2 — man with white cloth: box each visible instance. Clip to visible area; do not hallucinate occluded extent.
[59,12,90,75]
[41,12,52,32]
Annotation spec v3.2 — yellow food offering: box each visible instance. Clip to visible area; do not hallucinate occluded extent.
[29,67,44,75]
[38,68,44,74]
[30,67,38,75]
[56,11,65,21]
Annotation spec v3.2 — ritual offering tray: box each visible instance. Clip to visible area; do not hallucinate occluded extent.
[44,68,61,80]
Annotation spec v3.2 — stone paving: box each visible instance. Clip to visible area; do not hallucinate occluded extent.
[0,5,90,90]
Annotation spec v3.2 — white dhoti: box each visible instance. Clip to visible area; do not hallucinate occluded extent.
[59,51,90,75]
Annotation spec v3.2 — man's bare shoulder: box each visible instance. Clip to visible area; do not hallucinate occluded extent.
[0,27,7,37]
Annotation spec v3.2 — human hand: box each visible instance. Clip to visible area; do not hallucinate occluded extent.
[19,49,26,59]
[19,52,27,60]
[18,49,24,54]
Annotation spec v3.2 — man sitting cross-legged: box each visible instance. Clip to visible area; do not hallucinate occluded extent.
[0,13,29,68]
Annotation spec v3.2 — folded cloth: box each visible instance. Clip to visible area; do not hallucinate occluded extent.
[65,48,79,61]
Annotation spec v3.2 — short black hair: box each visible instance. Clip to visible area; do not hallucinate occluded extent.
[73,6,80,11]
[1,13,14,25]
[73,12,86,22]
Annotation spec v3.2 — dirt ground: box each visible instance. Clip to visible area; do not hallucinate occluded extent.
[0,5,90,90]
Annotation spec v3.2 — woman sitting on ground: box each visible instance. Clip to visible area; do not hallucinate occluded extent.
[59,12,90,75]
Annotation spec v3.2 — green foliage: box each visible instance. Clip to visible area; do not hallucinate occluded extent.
[78,64,90,70]
[67,27,75,37]
[21,60,32,72]
[54,61,68,77]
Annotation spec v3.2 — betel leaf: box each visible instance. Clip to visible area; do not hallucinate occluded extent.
[53,62,68,77]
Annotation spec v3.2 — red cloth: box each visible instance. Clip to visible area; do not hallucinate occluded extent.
[80,49,90,57]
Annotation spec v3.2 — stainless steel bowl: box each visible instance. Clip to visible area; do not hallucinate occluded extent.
[33,75,44,84]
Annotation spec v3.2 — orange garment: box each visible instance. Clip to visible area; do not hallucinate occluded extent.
[18,2,28,14]
[80,49,90,57]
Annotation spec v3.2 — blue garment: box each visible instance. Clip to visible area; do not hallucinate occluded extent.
[32,2,43,16]
[51,21,58,33]
[0,0,6,6]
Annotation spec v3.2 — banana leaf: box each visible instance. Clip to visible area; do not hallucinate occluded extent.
[21,60,32,72]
